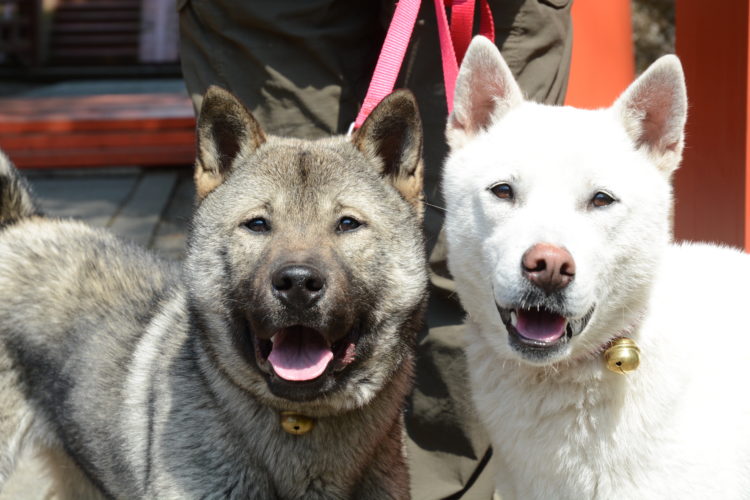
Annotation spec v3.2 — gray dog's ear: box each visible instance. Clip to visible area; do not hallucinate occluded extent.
[353,90,424,213]
[195,86,266,200]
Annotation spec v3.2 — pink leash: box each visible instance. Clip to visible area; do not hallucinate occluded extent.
[435,0,495,113]
[350,0,495,133]
[352,0,422,131]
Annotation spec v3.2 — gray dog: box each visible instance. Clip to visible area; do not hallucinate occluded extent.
[0,87,427,499]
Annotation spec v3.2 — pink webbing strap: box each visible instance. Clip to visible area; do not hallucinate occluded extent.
[351,0,495,130]
[434,0,459,114]
[352,0,422,130]
[450,0,475,64]
[435,0,495,113]
[478,0,495,42]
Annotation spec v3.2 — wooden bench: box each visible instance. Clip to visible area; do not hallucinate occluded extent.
[0,93,196,169]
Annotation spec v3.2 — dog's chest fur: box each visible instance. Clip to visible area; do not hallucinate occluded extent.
[465,326,638,499]
[113,299,408,499]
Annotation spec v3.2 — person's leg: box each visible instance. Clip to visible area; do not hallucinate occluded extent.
[179,0,385,137]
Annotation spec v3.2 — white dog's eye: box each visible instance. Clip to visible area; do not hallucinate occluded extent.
[592,191,616,208]
[490,183,514,200]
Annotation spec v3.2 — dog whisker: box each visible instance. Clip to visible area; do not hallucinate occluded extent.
[421,201,447,212]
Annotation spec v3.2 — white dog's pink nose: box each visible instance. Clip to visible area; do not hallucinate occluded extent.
[521,243,575,293]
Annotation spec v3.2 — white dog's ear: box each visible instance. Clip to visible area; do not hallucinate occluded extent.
[614,55,687,175]
[447,36,523,148]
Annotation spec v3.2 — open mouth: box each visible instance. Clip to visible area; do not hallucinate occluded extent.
[497,305,594,352]
[254,325,358,382]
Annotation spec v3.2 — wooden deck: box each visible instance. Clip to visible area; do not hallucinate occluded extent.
[26,166,194,260]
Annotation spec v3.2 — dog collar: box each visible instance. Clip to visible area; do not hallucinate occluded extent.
[280,411,315,435]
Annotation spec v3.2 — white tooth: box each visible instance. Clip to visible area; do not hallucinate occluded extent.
[510,311,518,327]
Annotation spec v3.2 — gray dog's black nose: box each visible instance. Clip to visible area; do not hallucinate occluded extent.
[271,264,326,308]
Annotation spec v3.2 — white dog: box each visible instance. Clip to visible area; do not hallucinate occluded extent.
[442,36,750,500]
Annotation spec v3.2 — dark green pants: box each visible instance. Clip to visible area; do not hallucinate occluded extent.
[179,1,572,497]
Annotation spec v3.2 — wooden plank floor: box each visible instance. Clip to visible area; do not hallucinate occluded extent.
[24,166,195,259]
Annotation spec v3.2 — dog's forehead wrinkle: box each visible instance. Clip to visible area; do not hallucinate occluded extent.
[227,154,369,208]
[248,140,363,180]
[260,140,415,209]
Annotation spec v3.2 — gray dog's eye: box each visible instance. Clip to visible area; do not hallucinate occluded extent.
[336,216,361,233]
[592,191,616,208]
[490,183,514,200]
[243,218,271,232]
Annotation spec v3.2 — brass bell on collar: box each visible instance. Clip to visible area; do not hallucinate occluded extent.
[604,337,640,374]
[280,411,315,435]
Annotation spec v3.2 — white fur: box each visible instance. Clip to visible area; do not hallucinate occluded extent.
[443,36,750,499]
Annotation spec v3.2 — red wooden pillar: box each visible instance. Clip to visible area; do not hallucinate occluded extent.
[675,0,750,251]
[565,0,634,108]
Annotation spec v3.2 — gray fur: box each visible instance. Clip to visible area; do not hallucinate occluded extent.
[0,88,427,499]
[0,151,37,225]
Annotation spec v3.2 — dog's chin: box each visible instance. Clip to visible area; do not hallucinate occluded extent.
[249,322,362,402]
[497,304,594,365]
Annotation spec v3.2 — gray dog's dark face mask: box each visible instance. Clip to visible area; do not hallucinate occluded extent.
[185,87,428,410]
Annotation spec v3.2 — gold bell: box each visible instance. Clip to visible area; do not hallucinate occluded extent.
[604,337,641,374]
[280,411,315,435]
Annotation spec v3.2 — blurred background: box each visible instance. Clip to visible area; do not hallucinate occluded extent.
[0,0,670,76]
[0,0,179,74]
[632,0,673,73]
[0,0,191,266]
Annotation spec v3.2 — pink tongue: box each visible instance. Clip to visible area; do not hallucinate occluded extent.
[516,309,567,343]
[267,328,333,381]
